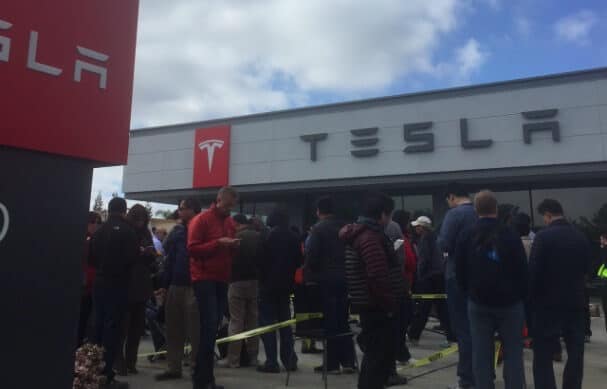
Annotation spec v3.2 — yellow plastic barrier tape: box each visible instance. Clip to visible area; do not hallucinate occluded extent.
[138,312,323,358]
[411,294,447,300]
[399,343,459,371]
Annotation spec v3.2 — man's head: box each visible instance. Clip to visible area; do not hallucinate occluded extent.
[127,204,150,230]
[445,182,469,208]
[474,190,498,218]
[392,210,411,234]
[361,192,395,226]
[215,186,238,216]
[232,214,249,231]
[108,197,127,216]
[316,196,334,220]
[87,211,102,235]
[537,199,564,225]
[411,216,432,236]
[179,198,202,224]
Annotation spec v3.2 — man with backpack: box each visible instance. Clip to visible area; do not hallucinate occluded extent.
[340,192,399,389]
[455,190,528,389]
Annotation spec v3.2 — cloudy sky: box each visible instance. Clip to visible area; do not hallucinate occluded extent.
[91,0,606,213]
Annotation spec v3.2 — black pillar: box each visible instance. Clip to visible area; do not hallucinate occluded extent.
[0,146,95,389]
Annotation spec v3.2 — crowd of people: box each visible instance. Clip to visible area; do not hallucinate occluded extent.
[79,183,607,389]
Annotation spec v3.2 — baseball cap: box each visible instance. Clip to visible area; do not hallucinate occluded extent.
[411,216,432,228]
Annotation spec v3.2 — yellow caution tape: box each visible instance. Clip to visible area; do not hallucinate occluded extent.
[411,294,447,300]
[399,343,459,371]
[138,312,323,358]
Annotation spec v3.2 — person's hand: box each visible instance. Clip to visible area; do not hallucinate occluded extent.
[155,288,167,298]
[218,237,241,247]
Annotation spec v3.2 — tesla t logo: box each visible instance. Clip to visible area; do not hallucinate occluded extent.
[0,18,109,89]
[198,139,225,172]
[0,202,9,243]
[193,126,231,189]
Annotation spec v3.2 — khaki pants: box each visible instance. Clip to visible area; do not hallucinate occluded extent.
[165,285,200,374]
[227,280,259,366]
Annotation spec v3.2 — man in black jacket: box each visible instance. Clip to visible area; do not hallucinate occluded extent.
[529,199,591,389]
[455,190,528,389]
[91,197,138,389]
[305,197,356,374]
[257,209,302,373]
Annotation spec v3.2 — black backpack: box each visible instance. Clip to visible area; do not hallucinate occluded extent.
[468,224,515,303]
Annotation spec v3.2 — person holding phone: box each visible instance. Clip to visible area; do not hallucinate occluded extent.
[188,187,239,389]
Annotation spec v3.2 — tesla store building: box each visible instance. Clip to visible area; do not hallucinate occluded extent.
[124,68,607,228]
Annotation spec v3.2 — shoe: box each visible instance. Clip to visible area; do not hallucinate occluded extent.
[257,364,281,373]
[216,359,238,368]
[114,367,128,377]
[398,358,418,366]
[285,364,298,372]
[101,379,130,389]
[341,366,357,374]
[440,340,452,349]
[127,367,138,375]
[314,365,341,375]
[155,371,183,381]
[386,373,408,386]
[585,335,591,343]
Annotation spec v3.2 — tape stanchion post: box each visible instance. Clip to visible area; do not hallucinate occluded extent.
[138,312,323,358]
[494,341,501,369]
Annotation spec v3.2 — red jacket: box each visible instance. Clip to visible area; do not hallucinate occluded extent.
[403,235,417,287]
[188,204,236,283]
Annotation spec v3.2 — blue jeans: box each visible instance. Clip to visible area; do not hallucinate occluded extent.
[468,300,526,389]
[192,280,228,386]
[446,277,474,387]
[93,283,128,381]
[321,276,356,369]
[258,290,296,369]
[532,308,585,389]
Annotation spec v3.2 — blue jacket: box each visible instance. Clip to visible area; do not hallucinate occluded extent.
[437,202,477,280]
[162,223,191,287]
[528,219,591,311]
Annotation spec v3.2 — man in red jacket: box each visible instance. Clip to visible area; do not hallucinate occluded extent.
[188,187,240,389]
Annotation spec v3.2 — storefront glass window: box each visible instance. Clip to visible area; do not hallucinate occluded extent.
[531,187,607,227]
[403,195,433,218]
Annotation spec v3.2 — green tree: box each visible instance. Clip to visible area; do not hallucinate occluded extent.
[93,192,104,212]
[155,209,175,219]
[145,202,153,219]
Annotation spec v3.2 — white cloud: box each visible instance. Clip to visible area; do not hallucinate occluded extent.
[130,0,466,127]
[433,38,488,85]
[92,1,491,207]
[554,10,598,45]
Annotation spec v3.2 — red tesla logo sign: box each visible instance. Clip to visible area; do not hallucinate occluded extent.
[0,0,139,165]
[193,126,231,188]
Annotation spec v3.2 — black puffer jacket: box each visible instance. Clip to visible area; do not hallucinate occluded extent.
[305,216,346,282]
